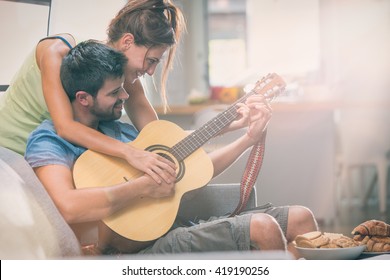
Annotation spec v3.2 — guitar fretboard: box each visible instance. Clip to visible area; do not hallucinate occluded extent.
[169,73,285,162]
[171,92,255,161]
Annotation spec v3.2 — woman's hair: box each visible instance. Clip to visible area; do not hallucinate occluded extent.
[60,40,128,101]
[107,0,186,111]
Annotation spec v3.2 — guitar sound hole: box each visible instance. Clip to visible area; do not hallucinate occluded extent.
[145,144,185,183]
[158,153,174,163]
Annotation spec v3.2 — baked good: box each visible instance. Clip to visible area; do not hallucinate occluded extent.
[351,220,390,252]
[330,235,358,248]
[295,231,358,249]
[351,220,390,236]
[295,231,323,248]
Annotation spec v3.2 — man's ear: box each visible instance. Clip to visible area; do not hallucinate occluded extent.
[121,33,135,51]
[75,91,92,106]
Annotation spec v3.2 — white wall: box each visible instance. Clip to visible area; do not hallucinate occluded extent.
[0,1,49,85]
[49,0,126,42]
[0,0,127,86]
[320,0,390,102]
[246,0,320,79]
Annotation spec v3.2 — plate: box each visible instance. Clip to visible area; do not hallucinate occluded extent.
[296,245,366,260]
[360,251,386,255]
[360,251,390,257]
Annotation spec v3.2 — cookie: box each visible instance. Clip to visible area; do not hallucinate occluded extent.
[311,235,330,247]
[296,239,316,248]
[295,231,321,244]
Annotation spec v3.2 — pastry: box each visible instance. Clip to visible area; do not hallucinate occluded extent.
[295,231,358,249]
[351,220,390,252]
[351,220,390,237]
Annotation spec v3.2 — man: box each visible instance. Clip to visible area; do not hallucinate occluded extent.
[25,40,318,257]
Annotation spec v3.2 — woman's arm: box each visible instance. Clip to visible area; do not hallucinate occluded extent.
[123,78,158,130]
[36,36,175,183]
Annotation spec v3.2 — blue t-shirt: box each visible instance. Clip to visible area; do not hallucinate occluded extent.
[25,120,139,169]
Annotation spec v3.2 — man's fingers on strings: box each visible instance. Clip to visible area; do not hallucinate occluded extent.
[157,154,177,169]
[146,168,163,184]
[150,164,177,185]
[154,155,176,177]
[236,105,249,118]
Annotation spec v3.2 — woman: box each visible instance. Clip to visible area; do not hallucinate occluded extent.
[0,0,184,183]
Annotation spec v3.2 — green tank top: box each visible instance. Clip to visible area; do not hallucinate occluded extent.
[0,36,73,155]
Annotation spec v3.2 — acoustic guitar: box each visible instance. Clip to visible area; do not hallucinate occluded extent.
[73,73,286,242]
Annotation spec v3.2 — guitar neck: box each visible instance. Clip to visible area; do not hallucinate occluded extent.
[170,73,286,162]
[171,92,255,161]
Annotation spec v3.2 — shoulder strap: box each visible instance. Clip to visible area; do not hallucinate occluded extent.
[39,35,73,49]
[229,129,268,217]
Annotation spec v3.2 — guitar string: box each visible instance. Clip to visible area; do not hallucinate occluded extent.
[171,90,256,161]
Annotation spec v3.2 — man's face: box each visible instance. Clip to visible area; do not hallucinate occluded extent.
[91,77,128,121]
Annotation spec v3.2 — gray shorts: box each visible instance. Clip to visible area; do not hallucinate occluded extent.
[138,203,289,254]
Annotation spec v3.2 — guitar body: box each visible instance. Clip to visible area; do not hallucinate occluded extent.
[73,120,214,242]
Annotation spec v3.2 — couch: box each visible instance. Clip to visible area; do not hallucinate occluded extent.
[0,146,291,260]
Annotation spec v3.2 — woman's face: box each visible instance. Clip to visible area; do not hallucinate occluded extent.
[124,44,169,84]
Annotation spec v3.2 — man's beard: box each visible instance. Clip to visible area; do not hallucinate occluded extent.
[90,101,123,121]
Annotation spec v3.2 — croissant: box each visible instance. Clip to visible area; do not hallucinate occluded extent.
[353,234,369,243]
[371,236,390,244]
[366,239,390,252]
[351,220,390,237]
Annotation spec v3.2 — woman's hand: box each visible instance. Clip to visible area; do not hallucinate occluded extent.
[123,145,176,184]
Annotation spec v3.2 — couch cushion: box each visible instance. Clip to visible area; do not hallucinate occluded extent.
[0,146,81,259]
[178,183,257,220]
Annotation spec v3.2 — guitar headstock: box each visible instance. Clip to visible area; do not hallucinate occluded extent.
[250,73,286,102]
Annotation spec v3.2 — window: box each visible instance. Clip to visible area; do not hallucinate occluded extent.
[207,0,321,88]
[207,0,247,86]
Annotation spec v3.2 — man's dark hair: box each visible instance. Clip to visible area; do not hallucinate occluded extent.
[60,40,128,101]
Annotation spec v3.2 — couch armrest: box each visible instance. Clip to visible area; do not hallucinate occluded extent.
[0,146,82,259]
[177,183,257,221]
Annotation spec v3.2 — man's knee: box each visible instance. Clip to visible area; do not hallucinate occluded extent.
[251,213,280,230]
[287,206,318,240]
[249,213,286,250]
[290,206,317,227]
